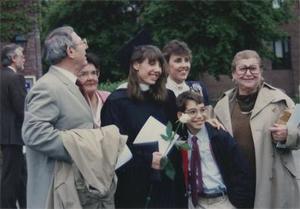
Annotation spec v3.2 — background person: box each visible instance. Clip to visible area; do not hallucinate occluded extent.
[77,52,110,127]
[162,40,209,105]
[214,49,299,208]
[163,39,223,129]
[0,43,27,209]
[101,45,186,208]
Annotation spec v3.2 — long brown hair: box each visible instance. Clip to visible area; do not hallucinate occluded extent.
[127,45,167,102]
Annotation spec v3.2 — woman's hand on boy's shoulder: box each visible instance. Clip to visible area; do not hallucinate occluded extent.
[206,118,225,131]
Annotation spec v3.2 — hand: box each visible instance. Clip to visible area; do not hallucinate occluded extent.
[206,118,225,130]
[152,152,162,170]
[269,123,288,143]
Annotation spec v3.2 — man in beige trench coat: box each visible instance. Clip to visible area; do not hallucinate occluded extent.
[214,50,300,208]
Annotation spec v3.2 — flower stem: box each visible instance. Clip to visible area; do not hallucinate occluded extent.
[163,121,181,156]
[144,184,153,209]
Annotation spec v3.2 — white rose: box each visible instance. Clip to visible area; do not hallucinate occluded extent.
[179,113,191,124]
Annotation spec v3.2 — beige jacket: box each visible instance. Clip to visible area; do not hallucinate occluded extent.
[215,83,300,208]
[46,125,127,209]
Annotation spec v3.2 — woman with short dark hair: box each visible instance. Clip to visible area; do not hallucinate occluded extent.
[77,52,110,127]
[162,40,209,105]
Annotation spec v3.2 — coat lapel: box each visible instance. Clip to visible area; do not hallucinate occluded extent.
[49,67,91,110]
[250,83,285,120]
[214,90,234,135]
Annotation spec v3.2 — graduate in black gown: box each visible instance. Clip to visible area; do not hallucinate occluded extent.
[101,45,186,208]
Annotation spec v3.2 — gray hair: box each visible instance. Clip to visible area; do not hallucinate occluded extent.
[43,26,75,65]
[1,44,23,67]
[231,50,263,72]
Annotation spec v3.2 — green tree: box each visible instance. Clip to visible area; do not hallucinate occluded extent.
[41,0,139,81]
[141,0,293,77]
[0,0,39,42]
[41,0,293,80]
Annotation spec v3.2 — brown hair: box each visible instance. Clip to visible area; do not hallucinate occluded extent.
[231,50,263,72]
[162,39,192,63]
[176,91,204,112]
[127,45,167,102]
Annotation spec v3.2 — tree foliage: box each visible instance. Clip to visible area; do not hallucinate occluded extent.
[41,0,293,80]
[0,0,39,42]
[141,0,293,77]
[41,0,138,81]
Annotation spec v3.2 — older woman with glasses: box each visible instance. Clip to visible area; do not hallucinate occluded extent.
[214,50,300,208]
[77,52,110,127]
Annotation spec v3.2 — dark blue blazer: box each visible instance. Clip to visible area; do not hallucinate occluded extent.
[181,123,255,208]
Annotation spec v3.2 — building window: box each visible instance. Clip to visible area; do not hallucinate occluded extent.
[272,0,284,9]
[272,37,291,69]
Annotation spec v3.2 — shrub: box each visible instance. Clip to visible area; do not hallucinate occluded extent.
[99,80,127,92]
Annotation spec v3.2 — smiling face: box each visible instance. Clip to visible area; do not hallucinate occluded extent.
[78,63,99,95]
[168,54,191,84]
[134,58,162,85]
[232,57,262,95]
[178,100,207,135]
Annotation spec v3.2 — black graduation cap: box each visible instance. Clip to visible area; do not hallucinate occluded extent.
[117,28,152,74]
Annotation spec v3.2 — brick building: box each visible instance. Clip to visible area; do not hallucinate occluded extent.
[0,0,42,90]
[1,0,299,99]
[202,0,300,102]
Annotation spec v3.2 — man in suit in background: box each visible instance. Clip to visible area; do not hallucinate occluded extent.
[0,43,27,209]
[22,26,94,208]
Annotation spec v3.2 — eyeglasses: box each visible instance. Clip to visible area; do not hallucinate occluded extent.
[184,107,207,118]
[73,38,88,48]
[78,70,99,78]
[236,65,260,75]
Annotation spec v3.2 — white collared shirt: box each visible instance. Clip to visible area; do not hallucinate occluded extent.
[166,77,190,97]
[187,127,226,194]
[8,66,17,73]
[117,82,128,89]
[52,65,77,84]
[117,82,150,91]
[93,92,102,127]
[139,83,150,91]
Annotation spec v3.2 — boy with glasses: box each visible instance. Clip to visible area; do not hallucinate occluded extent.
[176,91,254,209]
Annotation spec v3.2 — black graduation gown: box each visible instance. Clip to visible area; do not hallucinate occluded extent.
[101,89,186,209]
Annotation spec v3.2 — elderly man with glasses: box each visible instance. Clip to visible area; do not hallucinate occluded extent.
[22,26,125,209]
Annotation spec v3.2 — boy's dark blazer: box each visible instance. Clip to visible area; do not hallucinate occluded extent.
[180,122,255,208]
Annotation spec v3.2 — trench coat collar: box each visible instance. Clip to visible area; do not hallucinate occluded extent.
[216,82,289,133]
[250,83,289,120]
